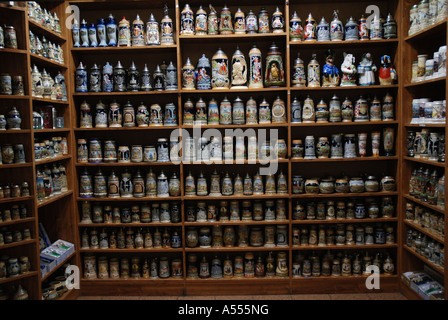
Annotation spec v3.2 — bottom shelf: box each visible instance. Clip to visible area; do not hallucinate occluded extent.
[400,280,424,300]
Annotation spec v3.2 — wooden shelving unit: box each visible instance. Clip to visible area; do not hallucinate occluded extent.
[400,0,448,300]
[0,1,78,300]
[2,0,446,299]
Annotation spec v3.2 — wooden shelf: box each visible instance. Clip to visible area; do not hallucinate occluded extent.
[403,245,445,275]
[403,194,445,215]
[0,271,39,286]
[34,128,71,134]
[76,161,178,167]
[0,196,33,204]
[30,52,67,70]
[292,218,398,225]
[0,130,31,134]
[180,87,287,94]
[73,91,178,97]
[80,222,183,227]
[35,155,72,166]
[290,38,399,47]
[80,248,183,253]
[0,95,30,100]
[404,220,445,244]
[185,246,289,252]
[182,123,288,129]
[0,163,32,169]
[37,190,73,208]
[290,85,399,91]
[77,196,182,202]
[404,77,446,88]
[405,123,446,128]
[0,217,35,227]
[0,239,36,250]
[183,194,289,201]
[291,244,398,250]
[404,156,446,168]
[32,97,69,105]
[291,156,398,163]
[291,121,399,127]
[291,192,399,199]
[183,159,290,165]
[184,220,289,226]
[179,32,287,41]
[405,20,447,42]
[400,279,424,300]
[74,126,179,132]
[28,19,66,43]
[71,45,178,54]
[0,48,28,55]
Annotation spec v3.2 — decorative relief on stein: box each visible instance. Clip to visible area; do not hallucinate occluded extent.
[264,42,285,87]
[231,47,248,89]
[248,44,263,89]
[211,48,230,89]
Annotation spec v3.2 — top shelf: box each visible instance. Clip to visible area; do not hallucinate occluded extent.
[290,39,399,47]
[405,20,447,43]
[28,19,66,44]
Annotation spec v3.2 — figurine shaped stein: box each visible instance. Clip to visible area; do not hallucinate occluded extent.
[195,54,211,91]
[258,8,270,33]
[307,54,320,87]
[358,53,377,86]
[290,11,304,42]
[80,19,89,47]
[322,49,340,87]
[75,62,88,92]
[88,23,98,47]
[304,13,317,41]
[182,58,196,90]
[231,47,248,89]
[146,14,160,45]
[211,48,230,89]
[248,44,263,88]
[72,19,81,47]
[106,13,117,46]
[195,6,208,35]
[207,4,218,35]
[132,14,145,46]
[379,55,397,85]
[345,17,358,41]
[181,4,194,36]
[316,17,330,42]
[272,7,284,33]
[245,10,258,34]
[161,5,174,45]
[340,53,357,86]
[118,16,131,46]
[264,42,285,87]
[330,10,344,41]
[97,18,107,47]
[219,5,233,35]
[234,8,246,34]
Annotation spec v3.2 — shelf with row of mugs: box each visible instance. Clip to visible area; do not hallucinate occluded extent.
[403,194,445,216]
[403,156,446,168]
[404,19,447,43]
[403,245,445,275]
[404,77,446,88]
[36,190,74,209]
[0,217,36,228]
[403,219,445,245]
[288,38,400,47]
[27,18,66,44]
[29,52,68,70]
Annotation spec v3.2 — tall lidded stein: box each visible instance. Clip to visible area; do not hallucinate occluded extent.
[132,14,145,47]
[161,4,175,45]
[75,62,88,93]
[211,48,230,89]
[330,10,344,41]
[72,19,81,47]
[290,11,304,42]
[195,6,208,35]
[196,54,211,90]
[271,7,284,33]
[231,46,248,89]
[182,57,196,90]
[316,17,330,42]
[165,61,178,91]
[304,13,317,41]
[88,22,98,47]
[208,4,219,35]
[264,42,285,87]
[292,53,306,87]
[307,54,320,87]
[219,4,233,35]
[181,4,194,36]
[248,44,263,89]
[146,14,160,45]
[118,16,131,47]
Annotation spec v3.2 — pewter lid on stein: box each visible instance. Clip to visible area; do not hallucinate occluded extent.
[318,16,329,26]
[148,13,156,23]
[115,60,123,69]
[142,64,150,72]
[291,11,300,20]
[295,52,304,64]
[197,54,210,67]
[154,64,162,73]
[129,61,137,70]
[77,62,85,70]
[184,57,193,66]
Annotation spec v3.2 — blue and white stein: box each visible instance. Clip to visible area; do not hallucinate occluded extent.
[75,62,88,92]
[106,13,117,46]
